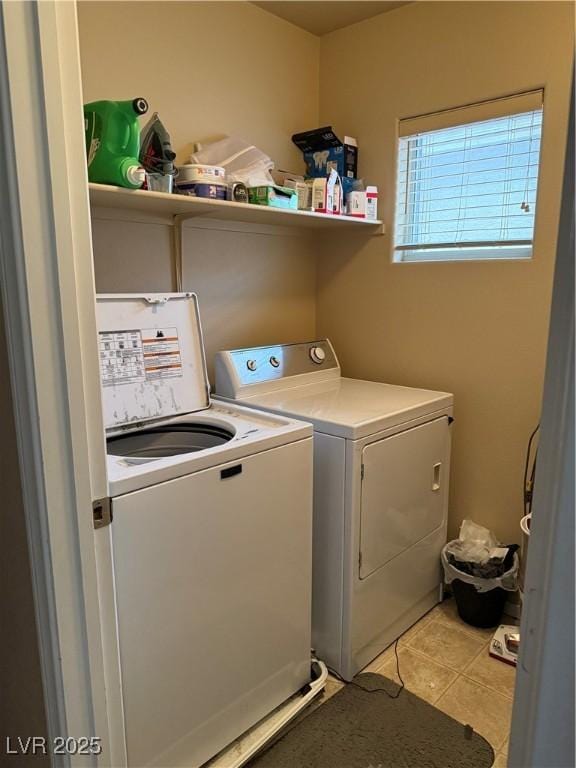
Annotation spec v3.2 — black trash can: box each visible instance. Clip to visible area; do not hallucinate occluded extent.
[442,541,519,629]
[452,579,507,628]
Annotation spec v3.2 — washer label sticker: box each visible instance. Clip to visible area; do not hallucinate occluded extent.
[99,330,145,387]
[142,327,183,380]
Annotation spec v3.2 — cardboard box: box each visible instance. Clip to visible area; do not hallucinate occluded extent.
[291,126,358,179]
[248,185,298,210]
[311,169,342,215]
[270,170,310,210]
[285,180,310,210]
[311,178,327,213]
[346,190,366,217]
[270,169,302,186]
[366,185,378,220]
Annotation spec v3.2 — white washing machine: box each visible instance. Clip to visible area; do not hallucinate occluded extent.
[95,294,317,768]
[215,340,454,680]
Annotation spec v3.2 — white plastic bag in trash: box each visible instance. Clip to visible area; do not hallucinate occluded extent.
[448,519,509,565]
[442,547,519,592]
[190,136,275,186]
[442,519,519,593]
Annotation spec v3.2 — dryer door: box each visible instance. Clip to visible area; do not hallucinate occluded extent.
[359,416,450,580]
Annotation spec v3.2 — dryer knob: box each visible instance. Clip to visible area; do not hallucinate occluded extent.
[309,346,326,364]
[270,356,280,368]
[246,359,257,371]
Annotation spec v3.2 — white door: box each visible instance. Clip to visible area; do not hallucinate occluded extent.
[359,417,450,579]
[110,439,312,768]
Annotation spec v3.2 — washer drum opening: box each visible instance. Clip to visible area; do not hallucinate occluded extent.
[107,423,235,459]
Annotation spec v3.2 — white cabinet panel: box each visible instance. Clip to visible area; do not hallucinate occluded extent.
[110,439,312,768]
[360,417,450,579]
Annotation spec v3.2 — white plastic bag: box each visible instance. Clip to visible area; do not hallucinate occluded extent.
[447,519,509,565]
[190,136,275,186]
[442,519,519,593]
[442,546,519,593]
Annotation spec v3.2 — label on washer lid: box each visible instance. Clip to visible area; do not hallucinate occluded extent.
[99,330,145,387]
[142,327,183,380]
[99,327,183,387]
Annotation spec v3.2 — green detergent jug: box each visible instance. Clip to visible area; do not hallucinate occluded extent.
[84,98,149,188]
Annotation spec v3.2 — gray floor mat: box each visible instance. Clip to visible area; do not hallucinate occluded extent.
[248,672,495,768]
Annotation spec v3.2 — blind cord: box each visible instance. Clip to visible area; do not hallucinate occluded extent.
[521,109,537,213]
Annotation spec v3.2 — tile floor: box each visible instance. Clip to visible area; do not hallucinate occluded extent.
[327,597,517,767]
[209,597,517,767]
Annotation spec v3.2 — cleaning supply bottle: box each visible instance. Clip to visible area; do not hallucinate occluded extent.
[84,98,149,188]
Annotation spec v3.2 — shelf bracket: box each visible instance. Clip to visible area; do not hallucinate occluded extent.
[172,214,184,292]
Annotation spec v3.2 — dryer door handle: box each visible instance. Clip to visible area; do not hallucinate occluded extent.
[432,462,441,491]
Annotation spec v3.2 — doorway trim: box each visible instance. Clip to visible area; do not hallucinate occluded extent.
[0,2,110,764]
[508,80,575,767]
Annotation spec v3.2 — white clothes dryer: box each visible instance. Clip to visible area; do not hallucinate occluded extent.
[95,294,317,768]
[215,339,454,680]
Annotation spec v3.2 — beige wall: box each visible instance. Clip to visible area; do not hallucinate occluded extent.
[78,1,572,544]
[78,1,319,377]
[90,215,317,381]
[317,1,573,543]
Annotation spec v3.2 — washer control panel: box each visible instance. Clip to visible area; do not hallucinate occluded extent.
[224,340,338,386]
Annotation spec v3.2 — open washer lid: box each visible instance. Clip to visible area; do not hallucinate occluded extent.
[96,293,210,430]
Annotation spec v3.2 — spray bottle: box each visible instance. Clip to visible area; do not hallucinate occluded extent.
[84,98,148,188]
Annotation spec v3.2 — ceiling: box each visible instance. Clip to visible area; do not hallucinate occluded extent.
[252,1,411,36]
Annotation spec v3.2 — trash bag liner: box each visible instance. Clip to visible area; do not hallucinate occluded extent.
[442,519,519,593]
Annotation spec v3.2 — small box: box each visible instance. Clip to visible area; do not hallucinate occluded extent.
[346,190,367,217]
[284,180,310,210]
[366,185,378,220]
[311,169,342,215]
[341,176,358,205]
[271,169,301,185]
[248,185,298,210]
[311,178,327,213]
[271,171,310,210]
[292,126,358,179]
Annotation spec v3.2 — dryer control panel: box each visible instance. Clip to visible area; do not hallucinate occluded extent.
[215,340,340,394]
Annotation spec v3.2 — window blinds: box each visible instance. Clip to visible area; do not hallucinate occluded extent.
[394,91,544,262]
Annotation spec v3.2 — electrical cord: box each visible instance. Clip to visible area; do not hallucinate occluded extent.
[329,638,405,700]
[528,453,537,515]
[523,424,540,516]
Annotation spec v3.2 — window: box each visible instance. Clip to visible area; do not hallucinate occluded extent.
[394,91,543,262]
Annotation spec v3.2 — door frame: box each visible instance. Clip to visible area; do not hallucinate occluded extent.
[0,1,110,764]
[508,79,575,768]
[0,3,573,768]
